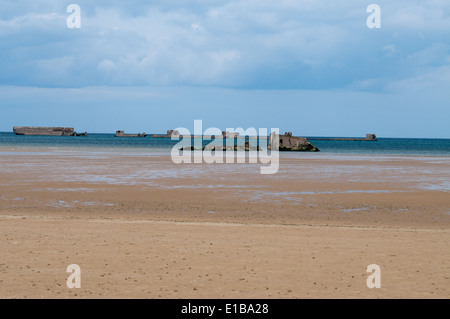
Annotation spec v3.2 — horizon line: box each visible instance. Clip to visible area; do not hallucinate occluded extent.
[0,131,449,140]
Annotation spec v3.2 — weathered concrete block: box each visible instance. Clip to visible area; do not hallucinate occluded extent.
[13,126,75,136]
[269,132,319,152]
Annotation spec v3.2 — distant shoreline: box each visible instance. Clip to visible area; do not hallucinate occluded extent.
[1,131,449,140]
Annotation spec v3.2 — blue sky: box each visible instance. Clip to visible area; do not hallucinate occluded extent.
[0,0,449,137]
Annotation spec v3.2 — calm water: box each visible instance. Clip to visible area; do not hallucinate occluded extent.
[0,132,449,156]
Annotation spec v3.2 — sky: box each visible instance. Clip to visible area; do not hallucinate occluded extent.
[0,0,449,137]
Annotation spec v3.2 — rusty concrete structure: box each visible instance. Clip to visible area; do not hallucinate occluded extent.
[222,131,241,139]
[310,134,377,141]
[13,126,85,136]
[202,140,261,152]
[151,130,181,138]
[269,132,320,152]
[179,131,319,152]
[115,130,147,137]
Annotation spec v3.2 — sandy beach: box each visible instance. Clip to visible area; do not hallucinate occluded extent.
[1,148,449,298]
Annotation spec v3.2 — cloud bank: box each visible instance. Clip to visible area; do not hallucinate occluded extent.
[0,0,449,91]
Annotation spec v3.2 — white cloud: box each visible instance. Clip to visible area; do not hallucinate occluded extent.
[33,56,75,84]
[98,59,117,71]
[0,0,449,91]
[385,1,450,31]
[387,64,450,93]
[382,45,396,57]
[191,23,203,31]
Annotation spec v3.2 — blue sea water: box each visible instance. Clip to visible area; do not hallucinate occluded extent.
[307,137,450,156]
[0,132,449,156]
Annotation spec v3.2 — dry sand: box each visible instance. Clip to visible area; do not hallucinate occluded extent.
[0,149,449,298]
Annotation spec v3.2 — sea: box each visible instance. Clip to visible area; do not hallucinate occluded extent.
[0,132,449,156]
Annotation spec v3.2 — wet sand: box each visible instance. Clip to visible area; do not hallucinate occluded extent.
[0,148,449,298]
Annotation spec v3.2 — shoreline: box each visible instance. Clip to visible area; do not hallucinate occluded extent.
[1,146,450,158]
[1,147,449,298]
